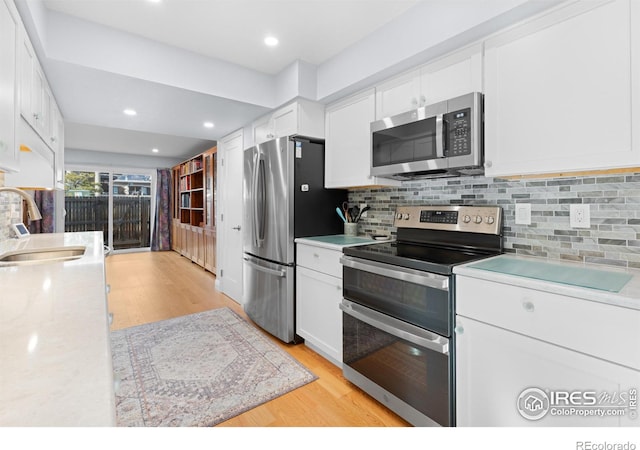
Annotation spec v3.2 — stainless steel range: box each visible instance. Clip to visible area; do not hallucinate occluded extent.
[340,205,503,427]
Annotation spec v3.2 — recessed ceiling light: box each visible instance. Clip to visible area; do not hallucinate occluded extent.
[203,122,214,129]
[123,108,137,116]
[152,148,159,153]
[147,0,162,3]
[264,36,279,47]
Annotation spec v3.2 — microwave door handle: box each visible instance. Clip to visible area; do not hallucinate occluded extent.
[435,113,445,158]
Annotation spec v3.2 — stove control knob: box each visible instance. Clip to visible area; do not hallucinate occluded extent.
[463,215,471,223]
[402,213,410,220]
[486,216,495,225]
[396,213,403,220]
[474,215,483,224]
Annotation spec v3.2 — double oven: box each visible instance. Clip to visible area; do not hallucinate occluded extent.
[340,205,502,426]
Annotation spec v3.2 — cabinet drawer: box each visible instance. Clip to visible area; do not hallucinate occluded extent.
[456,275,640,370]
[297,244,342,278]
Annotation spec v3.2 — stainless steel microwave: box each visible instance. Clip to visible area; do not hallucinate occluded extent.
[370,92,483,180]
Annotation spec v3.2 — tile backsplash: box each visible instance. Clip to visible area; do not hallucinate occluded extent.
[0,172,23,241]
[348,172,640,269]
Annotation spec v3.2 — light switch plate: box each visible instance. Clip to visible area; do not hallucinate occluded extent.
[515,203,531,225]
[570,204,591,228]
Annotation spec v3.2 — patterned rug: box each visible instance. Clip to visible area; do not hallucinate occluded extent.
[111,307,317,426]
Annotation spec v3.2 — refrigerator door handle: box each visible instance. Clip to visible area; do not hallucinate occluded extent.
[243,257,286,278]
[256,155,266,247]
[251,151,261,248]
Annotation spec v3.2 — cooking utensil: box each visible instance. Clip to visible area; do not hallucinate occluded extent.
[336,207,347,223]
[355,206,370,222]
[341,202,350,222]
[349,206,360,223]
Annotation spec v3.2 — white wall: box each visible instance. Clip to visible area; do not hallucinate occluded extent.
[65,148,182,170]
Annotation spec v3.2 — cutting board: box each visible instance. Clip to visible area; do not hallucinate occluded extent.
[469,257,632,293]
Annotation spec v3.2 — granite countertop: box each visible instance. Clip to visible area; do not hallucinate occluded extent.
[295,234,391,251]
[0,232,116,426]
[454,254,640,311]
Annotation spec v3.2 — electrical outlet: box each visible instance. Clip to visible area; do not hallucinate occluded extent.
[570,204,591,228]
[515,203,531,225]
[359,203,368,218]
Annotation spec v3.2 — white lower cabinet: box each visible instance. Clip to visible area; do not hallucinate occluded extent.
[296,243,343,366]
[456,316,639,427]
[455,274,640,427]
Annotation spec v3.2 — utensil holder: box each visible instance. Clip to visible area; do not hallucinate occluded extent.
[344,222,358,236]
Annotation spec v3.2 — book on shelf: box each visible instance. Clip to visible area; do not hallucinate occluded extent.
[180,158,203,175]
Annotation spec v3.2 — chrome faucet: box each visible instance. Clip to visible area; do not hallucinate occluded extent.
[0,187,42,221]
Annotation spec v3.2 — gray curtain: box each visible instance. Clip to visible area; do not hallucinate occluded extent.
[151,168,171,251]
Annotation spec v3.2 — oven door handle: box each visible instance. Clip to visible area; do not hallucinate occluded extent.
[340,255,449,291]
[340,299,449,355]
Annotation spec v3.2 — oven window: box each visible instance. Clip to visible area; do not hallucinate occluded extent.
[343,266,450,336]
[343,311,450,426]
[372,117,437,167]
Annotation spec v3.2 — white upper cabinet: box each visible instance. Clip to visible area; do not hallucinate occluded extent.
[2,0,64,187]
[375,43,483,120]
[51,104,65,189]
[484,0,640,177]
[0,0,19,172]
[251,99,325,146]
[374,69,421,120]
[324,88,399,188]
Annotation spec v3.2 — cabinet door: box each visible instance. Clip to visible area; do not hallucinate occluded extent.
[374,69,420,120]
[180,224,191,259]
[272,103,297,138]
[456,316,640,427]
[252,114,273,145]
[52,105,64,189]
[31,65,46,135]
[325,89,399,188]
[484,0,639,176]
[19,32,34,127]
[296,266,343,365]
[171,219,180,252]
[419,43,483,105]
[192,226,204,266]
[204,228,216,274]
[0,0,19,172]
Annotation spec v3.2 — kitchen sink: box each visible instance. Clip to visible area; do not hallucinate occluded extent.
[0,246,86,266]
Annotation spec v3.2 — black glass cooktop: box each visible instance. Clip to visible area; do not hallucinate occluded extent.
[343,241,501,275]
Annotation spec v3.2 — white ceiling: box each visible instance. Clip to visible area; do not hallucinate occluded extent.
[42,0,419,75]
[15,0,558,163]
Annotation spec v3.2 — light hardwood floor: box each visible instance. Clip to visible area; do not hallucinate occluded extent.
[106,250,410,427]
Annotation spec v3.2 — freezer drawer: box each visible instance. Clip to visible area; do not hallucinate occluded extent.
[243,253,295,343]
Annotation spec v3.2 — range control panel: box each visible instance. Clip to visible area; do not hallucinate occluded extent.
[394,205,502,235]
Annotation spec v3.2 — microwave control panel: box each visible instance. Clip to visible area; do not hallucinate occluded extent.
[445,108,471,157]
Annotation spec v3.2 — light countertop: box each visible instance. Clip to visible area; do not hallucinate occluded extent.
[454,254,640,311]
[295,234,390,251]
[0,232,116,426]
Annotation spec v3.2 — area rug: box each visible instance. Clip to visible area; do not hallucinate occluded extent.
[111,307,317,426]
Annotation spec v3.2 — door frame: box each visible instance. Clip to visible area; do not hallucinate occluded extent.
[216,129,244,303]
[65,164,157,254]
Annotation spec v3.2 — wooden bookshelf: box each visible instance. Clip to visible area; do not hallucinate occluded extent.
[171,147,217,274]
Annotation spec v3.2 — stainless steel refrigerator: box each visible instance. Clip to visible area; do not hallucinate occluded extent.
[243,136,346,343]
